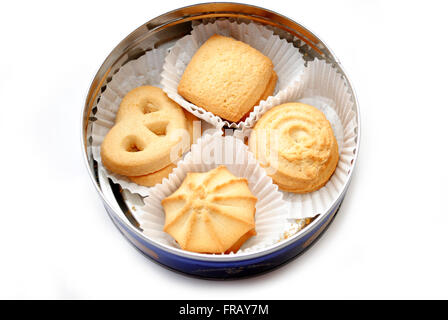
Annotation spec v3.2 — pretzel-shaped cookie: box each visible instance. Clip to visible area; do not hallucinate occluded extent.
[101,86,189,177]
[128,110,199,187]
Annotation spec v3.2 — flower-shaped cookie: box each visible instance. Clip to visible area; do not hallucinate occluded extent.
[161,166,257,253]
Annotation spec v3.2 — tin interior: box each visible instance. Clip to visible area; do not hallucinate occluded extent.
[81,3,360,261]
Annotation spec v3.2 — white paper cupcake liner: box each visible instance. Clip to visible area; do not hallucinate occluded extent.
[161,19,305,130]
[136,133,290,255]
[235,59,358,219]
[90,48,222,197]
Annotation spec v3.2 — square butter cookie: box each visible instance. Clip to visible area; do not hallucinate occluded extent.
[178,34,277,123]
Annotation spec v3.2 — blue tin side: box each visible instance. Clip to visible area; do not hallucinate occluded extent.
[104,197,342,279]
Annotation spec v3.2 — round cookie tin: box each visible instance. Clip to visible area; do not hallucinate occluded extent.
[81,2,360,279]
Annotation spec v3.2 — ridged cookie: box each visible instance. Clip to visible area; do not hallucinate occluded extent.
[249,103,339,193]
[178,34,277,123]
[101,86,190,177]
[161,166,257,254]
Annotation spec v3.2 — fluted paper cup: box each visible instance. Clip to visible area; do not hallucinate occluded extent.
[90,48,221,197]
[136,133,290,255]
[235,59,358,219]
[161,19,305,130]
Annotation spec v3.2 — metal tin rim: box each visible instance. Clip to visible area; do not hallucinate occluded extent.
[81,2,361,262]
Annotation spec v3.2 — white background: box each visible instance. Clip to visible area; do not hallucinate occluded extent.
[0,0,447,299]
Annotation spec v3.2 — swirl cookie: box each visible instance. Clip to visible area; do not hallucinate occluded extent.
[162,166,257,254]
[101,86,194,178]
[249,103,339,193]
[178,34,277,123]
